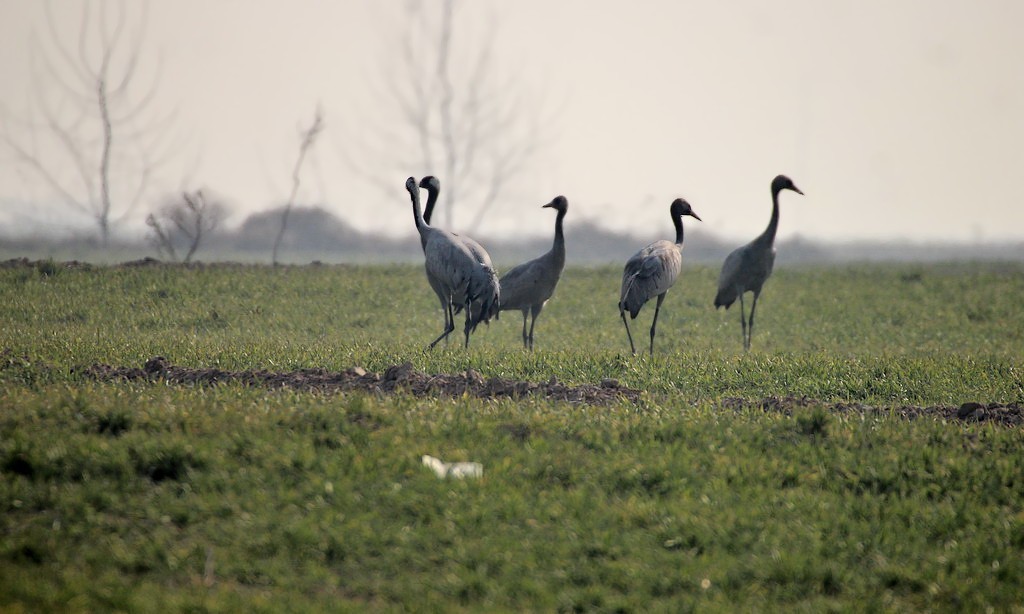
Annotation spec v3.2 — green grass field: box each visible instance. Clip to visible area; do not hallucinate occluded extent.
[2,260,1023,612]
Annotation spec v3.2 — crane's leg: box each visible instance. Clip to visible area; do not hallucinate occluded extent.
[428,300,456,350]
[444,306,452,348]
[528,303,542,351]
[620,309,637,355]
[444,300,454,347]
[463,298,474,349]
[738,292,749,351]
[747,290,762,351]
[520,310,529,349]
[649,293,666,356]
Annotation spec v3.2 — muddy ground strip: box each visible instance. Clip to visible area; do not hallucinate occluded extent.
[67,356,1024,426]
[78,357,642,405]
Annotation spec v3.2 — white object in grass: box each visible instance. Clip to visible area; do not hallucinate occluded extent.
[422,455,483,479]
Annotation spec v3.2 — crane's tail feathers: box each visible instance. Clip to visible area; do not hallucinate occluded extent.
[617,301,642,321]
[467,266,501,332]
[620,274,645,319]
[714,288,737,310]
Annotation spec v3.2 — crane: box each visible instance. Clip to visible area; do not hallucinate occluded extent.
[496,196,568,350]
[405,177,499,349]
[714,174,804,351]
[619,198,702,356]
[418,176,500,329]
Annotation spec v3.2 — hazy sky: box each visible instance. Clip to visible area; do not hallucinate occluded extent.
[1,1,1022,244]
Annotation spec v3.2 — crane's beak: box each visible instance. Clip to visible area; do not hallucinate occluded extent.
[542,201,555,209]
[792,186,805,195]
[689,211,702,221]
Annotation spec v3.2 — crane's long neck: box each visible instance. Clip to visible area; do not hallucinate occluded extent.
[551,208,566,265]
[423,186,438,225]
[758,186,782,246]
[410,188,427,237]
[673,212,685,246]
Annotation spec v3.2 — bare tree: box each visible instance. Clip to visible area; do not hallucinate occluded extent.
[1,1,177,245]
[146,190,228,263]
[344,0,552,233]
[272,108,325,266]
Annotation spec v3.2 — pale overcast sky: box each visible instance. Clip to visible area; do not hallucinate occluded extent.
[1,1,1022,244]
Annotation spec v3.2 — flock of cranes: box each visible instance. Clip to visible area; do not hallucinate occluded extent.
[404,174,804,355]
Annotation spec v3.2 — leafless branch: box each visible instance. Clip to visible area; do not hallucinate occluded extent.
[2,0,173,245]
[2,133,89,214]
[42,2,92,91]
[146,213,177,261]
[272,108,325,265]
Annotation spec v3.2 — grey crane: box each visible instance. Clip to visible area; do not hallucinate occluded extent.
[496,195,568,350]
[619,198,702,356]
[405,177,499,349]
[418,175,497,327]
[714,174,804,351]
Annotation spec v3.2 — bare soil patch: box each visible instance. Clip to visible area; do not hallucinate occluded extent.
[71,356,1024,424]
[723,396,1024,428]
[77,357,641,405]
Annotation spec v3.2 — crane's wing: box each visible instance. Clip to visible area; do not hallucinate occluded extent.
[715,240,776,309]
[497,258,539,309]
[714,245,746,308]
[501,248,570,310]
[620,241,681,317]
[452,234,493,268]
[424,228,477,302]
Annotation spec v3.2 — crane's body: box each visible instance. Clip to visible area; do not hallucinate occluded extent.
[714,236,775,309]
[715,174,803,351]
[620,240,682,319]
[619,198,701,356]
[406,177,499,349]
[497,196,567,350]
[419,176,498,329]
[420,176,493,269]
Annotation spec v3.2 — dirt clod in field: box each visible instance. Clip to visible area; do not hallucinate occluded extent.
[722,395,1024,427]
[78,357,643,405]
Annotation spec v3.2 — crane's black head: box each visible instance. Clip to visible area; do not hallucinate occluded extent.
[670,198,701,222]
[405,177,418,193]
[542,195,568,213]
[772,174,804,196]
[419,176,440,193]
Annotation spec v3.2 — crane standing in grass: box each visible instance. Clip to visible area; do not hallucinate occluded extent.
[496,195,568,350]
[714,174,804,351]
[619,198,702,356]
[405,177,499,349]
[418,175,500,330]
